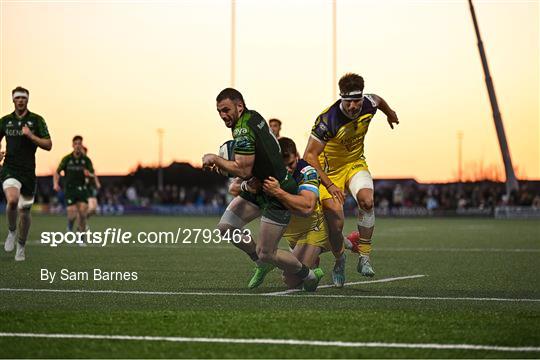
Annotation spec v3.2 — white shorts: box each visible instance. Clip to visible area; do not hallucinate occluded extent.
[2,178,35,209]
[347,170,374,202]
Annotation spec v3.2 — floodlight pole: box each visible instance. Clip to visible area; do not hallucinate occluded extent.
[332,0,337,101]
[157,128,164,191]
[458,131,464,182]
[231,0,236,88]
[468,0,518,194]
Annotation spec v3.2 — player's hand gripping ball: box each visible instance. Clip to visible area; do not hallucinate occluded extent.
[217,140,236,177]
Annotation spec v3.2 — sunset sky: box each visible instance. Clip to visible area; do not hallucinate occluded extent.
[0,0,538,182]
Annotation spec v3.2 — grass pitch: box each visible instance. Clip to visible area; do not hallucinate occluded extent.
[0,215,539,358]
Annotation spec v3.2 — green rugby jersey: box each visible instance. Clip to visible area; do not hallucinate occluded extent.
[57,153,94,188]
[232,109,287,182]
[0,111,50,173]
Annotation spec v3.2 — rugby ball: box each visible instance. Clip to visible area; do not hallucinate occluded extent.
[217,140,236,177]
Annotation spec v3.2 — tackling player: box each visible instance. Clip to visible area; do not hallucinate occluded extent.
[54,135,95,244]
[262,137,330,288]
[202,88,322,292]
[0,87,52,261]
[304,73,399,286]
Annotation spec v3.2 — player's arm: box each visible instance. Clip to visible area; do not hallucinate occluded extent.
[370,94,399,129]
[228,178,243,197]
[228,177,260,196]
[94,174,102,189]
[203,153,254,179]
[22,119,52,150]
[263,176,317,217]
[203,128,256,179]
[53,170,62,192]
[303,137,345,204]
[83,157,96,178]
[0,121,5,162]
[53,157,66,192]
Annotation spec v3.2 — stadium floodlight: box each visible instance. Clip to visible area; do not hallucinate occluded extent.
[468,0,519,194]
[332,0,337,101]
[157,128,164,191]
[231,0,236,88]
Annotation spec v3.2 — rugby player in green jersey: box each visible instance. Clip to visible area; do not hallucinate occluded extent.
[0,87,52,261]
[202,88,321,291]
[53,135,95,245]
[82,146,101,221]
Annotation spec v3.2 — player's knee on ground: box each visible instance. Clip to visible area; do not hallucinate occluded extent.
[282,272,302,289]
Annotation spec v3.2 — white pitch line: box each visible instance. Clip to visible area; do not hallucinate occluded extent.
[0,332,538,353]
[263,275,426,296]
[1,287,539,303]
[375,248,540,253]
[29,240,540,253]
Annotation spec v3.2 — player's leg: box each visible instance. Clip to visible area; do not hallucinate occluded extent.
[76,201,88,231]
[2,179,22,252]
[15,195,34,261]
[256,216,321,292]
[76,201,89,246]
[217,196,271,288]
[66,204,78,233]
[282,244,323,289]
[349,170,375,277]
[218,196,260,257]
[87,197,97,220]
[321,198,347,287]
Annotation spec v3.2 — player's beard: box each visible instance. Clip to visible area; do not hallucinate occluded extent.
[224,117,234,128]
[224,110,239,128]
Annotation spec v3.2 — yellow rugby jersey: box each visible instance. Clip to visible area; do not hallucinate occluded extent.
[311,95,378,173]
[284,159,325,238]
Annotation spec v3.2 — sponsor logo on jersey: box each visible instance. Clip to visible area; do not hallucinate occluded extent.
[233,128,248,136]
[257,121,265,129]
[5,129,23,136]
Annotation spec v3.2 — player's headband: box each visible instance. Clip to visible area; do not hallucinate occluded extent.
[12,91,29,100]
[340,90,363,100]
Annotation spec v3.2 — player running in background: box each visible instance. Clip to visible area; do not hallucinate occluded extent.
[202,88,322,292]
[54,135,95,244]
[82,146,101,222]
[304,73,399,286]
[0,86,52,261]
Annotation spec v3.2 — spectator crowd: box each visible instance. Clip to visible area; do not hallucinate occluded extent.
[22,177,540,214]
